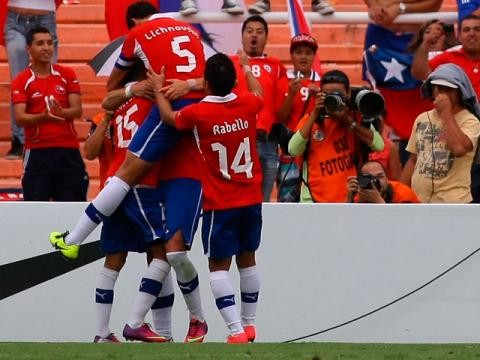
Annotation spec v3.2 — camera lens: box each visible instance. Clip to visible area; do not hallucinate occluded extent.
[324,93,346,114]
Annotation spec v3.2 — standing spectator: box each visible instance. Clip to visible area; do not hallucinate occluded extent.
[231,15,287,201]
[247,0,335,15]
[402,64,480,203]
[407,19,459,57]
[346,160,420,203]
[274,33,321,201]
[149,51,264,344]
[4,0,59,159]
[288,70,384,203]
[362,0,442,165]
[11,26,87,201]
[180,0,244,15]
[411,14,480,202]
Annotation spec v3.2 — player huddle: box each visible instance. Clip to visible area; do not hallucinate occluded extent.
[49,1,265,344]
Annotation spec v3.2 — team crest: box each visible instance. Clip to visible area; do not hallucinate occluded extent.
[55,85,66,94]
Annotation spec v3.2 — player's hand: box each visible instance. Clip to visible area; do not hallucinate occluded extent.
[161,79,190,101]
[368,5,387,24]
[346,176,359,194]
[131,80,155,101]
[147,67,166,94]
[421,29,444,51]
[358,187,385,203]
[237,48,249,67]
[288,78,302,97]
[47,96,64,118]
[43,109,65,123]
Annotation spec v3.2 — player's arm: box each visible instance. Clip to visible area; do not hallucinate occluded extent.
[161,78,204,101]
[147,67,178,127]
[84,111,113,160]
[237,49,263,97]
[50,93,82,120]
[107,67,129,91]
[102,80,154,111]
[14,102,65,126]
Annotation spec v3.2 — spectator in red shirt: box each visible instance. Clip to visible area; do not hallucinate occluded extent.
[11,26,87,201]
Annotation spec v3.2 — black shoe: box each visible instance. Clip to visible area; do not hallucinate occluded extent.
[5,137,23,160]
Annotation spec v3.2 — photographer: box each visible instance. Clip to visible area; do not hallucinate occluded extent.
[347,160,420,203]
[287,70,384,203]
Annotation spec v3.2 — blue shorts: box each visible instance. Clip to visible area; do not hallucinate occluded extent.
[100,186,164,254]
[100,206,146,255]
[201,204,262,260]
[158,178,202,249]
[128,99,199,163]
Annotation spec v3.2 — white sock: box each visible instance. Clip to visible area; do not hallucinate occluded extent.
[128,259,170,329]
[151,271,174,338]
[209,270,243,335]
[66,176,130,246]
[167,251,204,322]
[239,265,260,326]
[95,267,119,338]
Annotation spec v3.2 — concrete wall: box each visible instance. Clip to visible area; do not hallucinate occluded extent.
[1,202,480,343]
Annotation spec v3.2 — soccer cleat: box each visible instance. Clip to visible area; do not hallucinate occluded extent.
[123,323,172,342]
[184,319,208,343]
[221,0,244,15]
[243,325,257,343]
[93,333,121,343]
[311,0,335,15]
[247,0,270,14]
[226,332,249,344]
[180,0,198,15]
[49,231,79,260]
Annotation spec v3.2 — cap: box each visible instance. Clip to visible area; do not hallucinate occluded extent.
[290,34,318,53]
[430,79,458,89]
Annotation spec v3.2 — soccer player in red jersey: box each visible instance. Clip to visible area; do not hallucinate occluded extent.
[11,26,87,201]
[148,51,264,343]
[231,15,287,202]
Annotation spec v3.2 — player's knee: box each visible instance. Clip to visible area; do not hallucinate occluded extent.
[104,252,128,272]
[167,251,197,277]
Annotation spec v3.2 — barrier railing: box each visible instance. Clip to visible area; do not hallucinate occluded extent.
[163,11,457,24]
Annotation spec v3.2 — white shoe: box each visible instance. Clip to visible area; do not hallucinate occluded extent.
[221,0,244,15]
[311,0,335,15]
[180,0,198,15]
[247,0,271,14]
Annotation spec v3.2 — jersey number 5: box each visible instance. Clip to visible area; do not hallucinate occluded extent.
[211,137,253,180]
[171,36,196,73]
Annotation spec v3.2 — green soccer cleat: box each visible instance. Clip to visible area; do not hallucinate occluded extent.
[49,231,79,260]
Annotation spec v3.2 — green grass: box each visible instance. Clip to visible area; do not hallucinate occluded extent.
[1,343,480,360]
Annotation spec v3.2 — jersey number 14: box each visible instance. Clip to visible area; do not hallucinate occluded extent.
[211,137,253,180]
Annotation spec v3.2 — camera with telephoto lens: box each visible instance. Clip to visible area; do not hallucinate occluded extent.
[357,174,381,191]
[323,87,385,119]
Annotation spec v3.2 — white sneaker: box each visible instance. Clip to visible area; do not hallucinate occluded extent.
[247,0,271,14]
[221,0,244,15]
[180,0,198,16]
[311,0,335,15]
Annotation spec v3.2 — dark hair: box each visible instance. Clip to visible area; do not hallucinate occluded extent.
[408,19,459,53]
[26,26,51,46]
[460,14,480,30]
[126,1,157,29]
[241,15,268,34]
[321,70,350,91]
[204,53,236,96]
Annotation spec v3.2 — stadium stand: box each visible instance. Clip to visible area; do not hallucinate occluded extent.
[0,0,457,199]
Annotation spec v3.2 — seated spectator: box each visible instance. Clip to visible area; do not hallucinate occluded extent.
[347,160,420,203]
[287,70,384,203]
[401,63,480,203]
[248,0,335,15]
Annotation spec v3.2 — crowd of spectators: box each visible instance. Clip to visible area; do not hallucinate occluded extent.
[3,0,480,204]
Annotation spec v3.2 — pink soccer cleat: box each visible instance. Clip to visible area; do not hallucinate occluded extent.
[93,333,121,343]
[123,323,172,342]
[226,332,249,344]
[184,319,208,343]
[243,325,257,343]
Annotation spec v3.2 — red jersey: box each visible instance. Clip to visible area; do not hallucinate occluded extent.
[106,97,160,187]
[11,64,81,149]
[231,54,286,133]
[175,93,264,210]
[429,47,480,99]
[275,69,321,131]
[118,15,205,99]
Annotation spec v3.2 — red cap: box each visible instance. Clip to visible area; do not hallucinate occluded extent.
[290,33,318,53]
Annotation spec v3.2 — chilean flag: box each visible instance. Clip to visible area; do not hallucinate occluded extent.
[286,0,322,75]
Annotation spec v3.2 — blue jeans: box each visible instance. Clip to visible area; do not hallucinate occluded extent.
[256,140,279,202]
[4,11,58,143]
